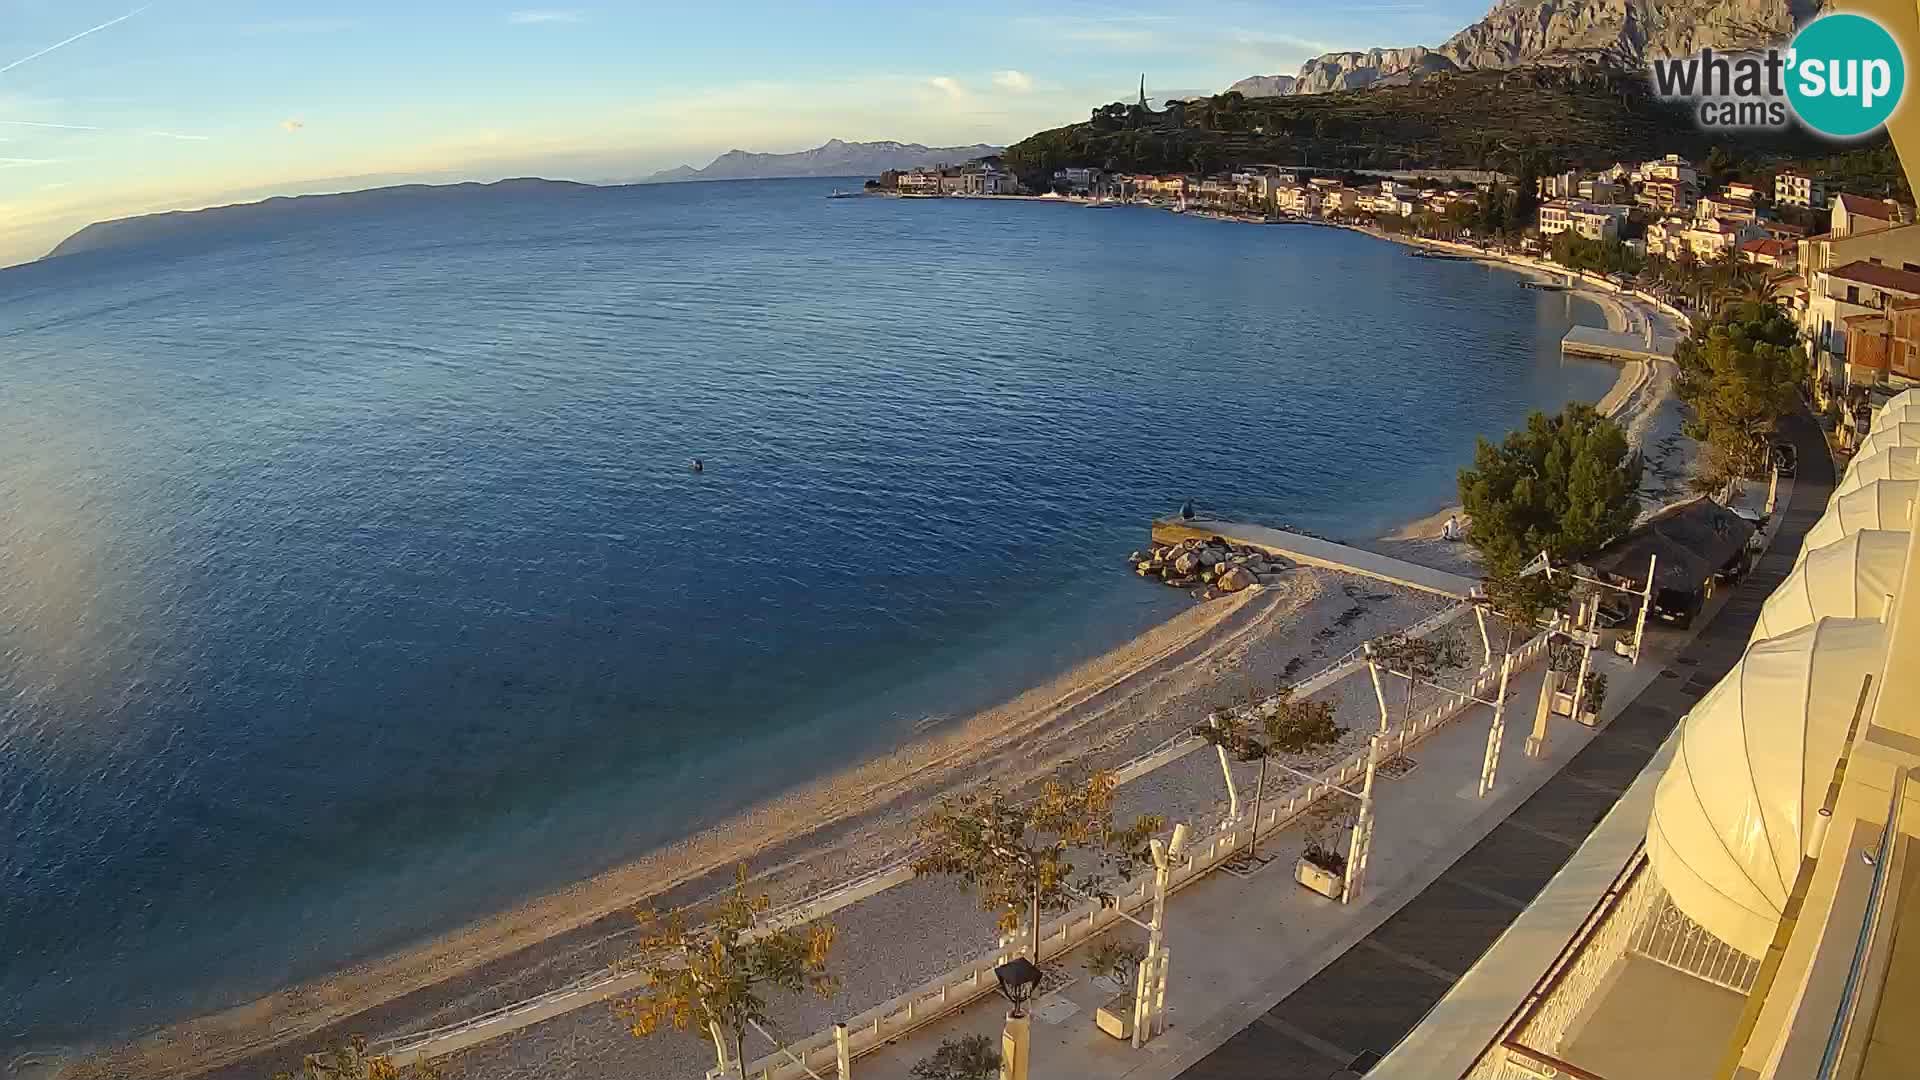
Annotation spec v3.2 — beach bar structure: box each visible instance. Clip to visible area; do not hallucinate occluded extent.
[1590,496,1756,629]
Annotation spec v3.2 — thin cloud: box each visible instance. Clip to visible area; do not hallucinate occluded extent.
[927,76,969,102]
[991,70,1034,93]
[0,157,64,168]
[281,117,306,133]
[0,4,153,77]
[509,10,584,23]
[145,130,210,141]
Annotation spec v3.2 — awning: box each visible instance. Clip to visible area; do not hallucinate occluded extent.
[1835,445,1920,498]
[1852,422,1920,462]
[1799,479,1917,560]
[1873,400,1920,431]
[1647,618,1889,956]
[1750,530,1906,644]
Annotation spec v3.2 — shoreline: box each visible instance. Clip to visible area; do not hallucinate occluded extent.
[54,215,1622,1080]
[66,571,1452,1080]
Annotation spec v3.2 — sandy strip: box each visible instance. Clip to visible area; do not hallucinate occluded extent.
[69,572,1422,1080]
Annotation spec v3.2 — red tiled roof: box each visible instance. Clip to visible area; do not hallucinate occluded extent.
[1837,193,1896,219]
[1740,238,1794,257]
[1827,260,1920,294]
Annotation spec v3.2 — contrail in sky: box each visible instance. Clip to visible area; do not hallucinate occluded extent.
[0,4,154,77]
[0,120,103,131]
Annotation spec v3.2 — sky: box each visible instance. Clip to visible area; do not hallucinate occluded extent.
[0,0,1488,265]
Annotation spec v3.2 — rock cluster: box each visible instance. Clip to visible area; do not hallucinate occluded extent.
[1271,0,1815,96]
[1128,537,1293,600]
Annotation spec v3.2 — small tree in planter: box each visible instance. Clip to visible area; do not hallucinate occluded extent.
[1194,689,1343,860]
[1582,670,1609,718]
[1085,936,1148,989]
[912,1034,1002,1080]
[913,771,1163,965]
[1085,936,1151,1040]
[1372,632,1472,729]
[1295,798,1357,899]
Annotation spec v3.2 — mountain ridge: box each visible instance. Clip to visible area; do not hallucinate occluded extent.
[645,138,1003,182]
[1250,0,1817,95]
[42,178,599,261]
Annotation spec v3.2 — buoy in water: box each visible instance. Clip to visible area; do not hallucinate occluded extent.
[691,458,704,473]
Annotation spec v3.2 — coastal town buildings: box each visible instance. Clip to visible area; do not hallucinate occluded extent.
[1538,198,1628,241]
[1739,236,1797,269]
[1637,177,1699,215]
[1834,192,1910,237]
[1696,194,1761,225]
[1843,298,1920,387]
[1803,259,1920,391]
[1776,168,1828,207]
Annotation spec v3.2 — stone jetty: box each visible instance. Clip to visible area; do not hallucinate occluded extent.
[1127,536,1294,600]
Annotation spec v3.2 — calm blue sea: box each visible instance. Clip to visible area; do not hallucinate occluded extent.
[0,177,1617,1051]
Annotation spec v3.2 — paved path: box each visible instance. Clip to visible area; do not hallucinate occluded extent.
[1172,408,1834,1079]
[1152,519,1477,599]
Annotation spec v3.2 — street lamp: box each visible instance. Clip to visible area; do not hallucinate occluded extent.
[994,957,1043,1017]
[995,957,1043,1080]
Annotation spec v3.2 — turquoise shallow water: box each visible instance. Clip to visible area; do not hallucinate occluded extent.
[0,178,1617,1050]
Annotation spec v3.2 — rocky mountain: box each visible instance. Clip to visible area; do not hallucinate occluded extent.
[1271,0,1817,95]
[645,139,1003,183]
[1293,48,1456,94]
[1225,74,1297,97]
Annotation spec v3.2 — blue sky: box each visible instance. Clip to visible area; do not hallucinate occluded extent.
[0,1,1484,264]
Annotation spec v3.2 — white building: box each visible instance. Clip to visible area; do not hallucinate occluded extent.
[1775,170,1828,208]
[1539,199,1629,242]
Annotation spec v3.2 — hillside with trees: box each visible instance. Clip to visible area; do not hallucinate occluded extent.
[1003,65,1838,187]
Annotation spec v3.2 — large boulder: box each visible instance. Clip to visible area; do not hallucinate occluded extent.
[1218,566,1257,592]
[1173,550,1202,574]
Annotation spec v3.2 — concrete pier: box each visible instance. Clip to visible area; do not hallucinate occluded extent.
[1151,517,1476,599]
[1562,325,1673,363]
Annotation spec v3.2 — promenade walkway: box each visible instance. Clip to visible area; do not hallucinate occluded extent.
[1151,518,1477,599]
[1172,407,1832,1079]
[860,410,1830,1080]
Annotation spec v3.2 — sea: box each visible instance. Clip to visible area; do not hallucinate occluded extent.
[0,177,1619,1055]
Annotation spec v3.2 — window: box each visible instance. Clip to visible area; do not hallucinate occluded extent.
[1849,285,1861,304]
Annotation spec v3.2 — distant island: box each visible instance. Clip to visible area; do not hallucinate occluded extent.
[645,139,1003,184]
[46,178,596,261]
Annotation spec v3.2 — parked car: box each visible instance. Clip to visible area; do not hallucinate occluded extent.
[1772,441,1798,478]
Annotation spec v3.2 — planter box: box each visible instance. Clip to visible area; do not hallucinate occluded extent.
[1095,992,1135,1040]
[1614,638,1636,659]
[1550,690,1578,717]
[1295,857,1345,899]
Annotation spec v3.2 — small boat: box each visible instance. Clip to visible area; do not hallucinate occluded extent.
[826,189,860,199]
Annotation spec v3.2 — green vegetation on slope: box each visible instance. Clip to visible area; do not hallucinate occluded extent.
[1004,66,1842,183]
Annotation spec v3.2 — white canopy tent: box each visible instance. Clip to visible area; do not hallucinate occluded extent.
[1834,445,1920,498]
[1878,388,1920,416]
[1799,479,1917,560]
[1873,400,1920,432]
[1646,618,1889,957]
[1852,422,1920,462]
[1750,530,1907,645]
